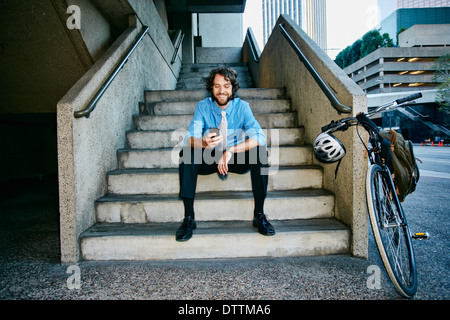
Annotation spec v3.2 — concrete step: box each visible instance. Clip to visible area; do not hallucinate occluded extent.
[117,146,312,169]
[133,113,297,131]
[179,71,252,79]
[107,166,324,195]
[180,62,249,72]
[177,63,252,89]
[95,189,335,223]
[140,99,291,116]
[177,81,253,90]
[80,218,350,261]
[145,88,286,103]
[178,74,252,82]
[179,67,251,75]
[126,128,305,149]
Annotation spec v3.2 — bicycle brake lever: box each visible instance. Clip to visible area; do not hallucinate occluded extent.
[321,120,338,132]
[341,123,350,131]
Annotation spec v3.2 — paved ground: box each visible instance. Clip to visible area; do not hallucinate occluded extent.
[0,173,448,303]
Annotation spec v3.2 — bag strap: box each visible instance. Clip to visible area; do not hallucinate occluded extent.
[334,158,342,179]
[388,130,397,152]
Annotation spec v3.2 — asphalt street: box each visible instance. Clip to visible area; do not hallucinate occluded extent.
[0,146,448,305]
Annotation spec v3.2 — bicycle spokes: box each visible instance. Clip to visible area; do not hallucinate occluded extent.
[367,165,417,298]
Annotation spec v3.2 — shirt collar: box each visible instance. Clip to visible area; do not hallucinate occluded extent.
[210,97,238,116]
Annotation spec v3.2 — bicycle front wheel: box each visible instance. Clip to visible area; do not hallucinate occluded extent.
[366,164,418,298]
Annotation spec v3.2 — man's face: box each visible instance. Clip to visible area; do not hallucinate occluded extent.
[212,74,233,108]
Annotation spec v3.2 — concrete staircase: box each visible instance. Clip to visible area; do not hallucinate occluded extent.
[79,63,350,261]
[397,108,450,138]
[176,63,254,89]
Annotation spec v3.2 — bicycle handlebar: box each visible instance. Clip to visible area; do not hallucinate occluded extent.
[395,92,422,105]
[321,121,339,132]
[320,92,422,133]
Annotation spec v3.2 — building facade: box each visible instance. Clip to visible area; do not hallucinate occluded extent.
[398,0,450,8]
[378,0,450,21]
[378,7,450,45]
[343,21,449,142]
[344,45,447,94]
[262,0,326,51]
[262,0,302,44]
[304,0,327,51]
[343,6,449,95]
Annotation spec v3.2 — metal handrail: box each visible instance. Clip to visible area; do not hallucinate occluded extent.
[406,106,429,118]
[74,26,149,118]
[171,31,184,64]
[246,29,260,63]
[277,24,352,114]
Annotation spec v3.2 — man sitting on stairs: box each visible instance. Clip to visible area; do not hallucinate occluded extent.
[176,67,275,241]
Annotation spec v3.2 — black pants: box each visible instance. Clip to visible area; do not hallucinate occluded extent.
[179,146,269,201]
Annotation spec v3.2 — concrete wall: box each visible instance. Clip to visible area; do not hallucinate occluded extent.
[0,0,93,115]
[168,11,195,63]
[399,24,450,47]
[0,0,117,183]
[67,0,113,61]
[199,13,243,47]
[57,0,181,263]
[244,15,368,258]
[196,47,243,63]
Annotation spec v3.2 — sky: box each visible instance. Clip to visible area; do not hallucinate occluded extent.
[243,0,381,60]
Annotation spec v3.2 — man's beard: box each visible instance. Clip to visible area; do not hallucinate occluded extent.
[213,93,232,106]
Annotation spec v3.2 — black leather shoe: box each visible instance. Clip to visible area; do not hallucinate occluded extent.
[176,216,197,242]
[253,213,275,236]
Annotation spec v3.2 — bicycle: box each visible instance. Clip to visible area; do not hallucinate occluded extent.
[313,92,424,298]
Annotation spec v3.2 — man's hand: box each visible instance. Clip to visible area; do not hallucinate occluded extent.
[204,132,222,149]
[218,150,233,175]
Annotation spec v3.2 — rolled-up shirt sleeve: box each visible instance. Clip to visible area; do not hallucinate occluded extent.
[242,103,266,147]
[183,103,205,146]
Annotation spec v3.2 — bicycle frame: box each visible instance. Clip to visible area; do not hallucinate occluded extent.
[316,92,422,298]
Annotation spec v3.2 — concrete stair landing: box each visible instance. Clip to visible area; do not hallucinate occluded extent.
[80,62,350,261]
[81,219,349,261]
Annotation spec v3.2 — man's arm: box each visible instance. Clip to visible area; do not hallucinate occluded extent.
[218,102,264,175]
[227,138,259,154]
[218,138,259,175]
[242,102,266,147]
[186,133,223,149]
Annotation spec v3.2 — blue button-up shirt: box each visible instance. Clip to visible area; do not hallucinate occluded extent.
[184,97,266,148]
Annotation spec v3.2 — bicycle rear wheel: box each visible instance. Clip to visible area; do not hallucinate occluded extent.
[366,164,418,298]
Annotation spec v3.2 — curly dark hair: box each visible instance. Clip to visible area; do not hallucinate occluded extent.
[205,67,240,99]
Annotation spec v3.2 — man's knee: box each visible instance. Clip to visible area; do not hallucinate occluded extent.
[247,146,269,166]
[179,147,203,165]
[180,147,222,166]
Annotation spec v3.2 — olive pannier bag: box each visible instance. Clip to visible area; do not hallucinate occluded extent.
[379,130,420,202]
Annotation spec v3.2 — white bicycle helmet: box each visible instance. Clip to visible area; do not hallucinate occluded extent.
[313,132,346,163]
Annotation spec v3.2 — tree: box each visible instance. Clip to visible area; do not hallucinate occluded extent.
[335,46,351,68]
[381,33,394,48]
[433,54,450,114]
[334,30,394,69]
[349,39,362,65]
[361,30,383,57]
[436,78,450,114]
[334,51,344,69]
